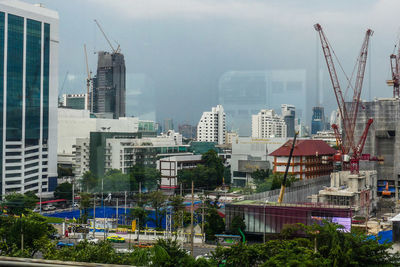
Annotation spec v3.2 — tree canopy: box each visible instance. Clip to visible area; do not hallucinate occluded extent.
[54,182,73,200]
[3,192,38,215]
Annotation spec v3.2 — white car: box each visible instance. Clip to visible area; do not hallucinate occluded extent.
[43,205,56,211]
[78,236,99,244]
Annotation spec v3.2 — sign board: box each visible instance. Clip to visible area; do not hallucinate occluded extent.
[238,160,269,173]
[132,220,136,231]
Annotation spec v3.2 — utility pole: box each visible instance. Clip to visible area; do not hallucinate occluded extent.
[93,194,96,238]
[72,182,75,207]
[190,180,194,257]
[201,190,205,243]
[180,183,183,197]
[124,191,127,225]
[116,198,119,225]
[21,218,24,252]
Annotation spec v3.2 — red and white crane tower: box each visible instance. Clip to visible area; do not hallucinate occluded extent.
[314,23,373,174]
[387,41,400,98]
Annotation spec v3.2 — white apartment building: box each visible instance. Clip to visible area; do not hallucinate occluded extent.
[0,1,59,196]
[252,109,287,138]
[197,105,226,145]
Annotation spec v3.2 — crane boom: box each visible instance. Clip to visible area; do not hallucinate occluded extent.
[94,19,119,53]
[84,44,91,111]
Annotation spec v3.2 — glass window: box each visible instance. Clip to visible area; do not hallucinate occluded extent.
[42,23,50,142]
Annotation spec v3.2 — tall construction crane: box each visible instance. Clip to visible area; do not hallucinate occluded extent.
[94,19,121,54]
[387,42,400,98]
[314,23,373,174]
[84,44,92,111]
[278,131,298,203]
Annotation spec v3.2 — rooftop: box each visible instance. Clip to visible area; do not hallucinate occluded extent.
[269,139,336,157]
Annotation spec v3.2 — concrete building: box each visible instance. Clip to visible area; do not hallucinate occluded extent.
[218,69,307,136]
[93,51,125,119]
[270,140,336,179]
[281,104,296,137]
[252,109,287,138]
[312,130,337,147]
[231,137,287,186]
[197,105,226,145]
[178,124,196,139]
[157,154,202,190]
[0,1,59,196]
[354,98,400,200]
[311,106,326,135]
[225,131,238,145]
[163,118,174,132]
[312,170,377,215]
[61,93,88,110]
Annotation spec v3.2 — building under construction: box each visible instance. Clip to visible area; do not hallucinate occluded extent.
[355,98,400,200]
[92,51,126,119]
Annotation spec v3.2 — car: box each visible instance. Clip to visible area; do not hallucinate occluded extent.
[49,233,61,240]
[56,241,74,248]
[72,202,79,208]
[196,253,212,260]
[107,235,125,243]
[77,236,99,244]
[44,204,56,211]
[33,208,40,213]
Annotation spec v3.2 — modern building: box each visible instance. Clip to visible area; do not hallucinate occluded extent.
[0,1,59,196]
[157,154,203,190]
[93,51,125,119]
[311,106,326,135]
[281,104,296,137]
[270,139,336,179]
[61,93,88,110]
[225,131,238,145]
[312,130,337,147]
[252,109,287,139]
[163,118,174,132]
[231,137,287,186]
[197,105,226,145]
[218,70,307,136]
[178,124,196,139]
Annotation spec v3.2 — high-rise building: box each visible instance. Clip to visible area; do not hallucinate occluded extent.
[163,118,174,132]
[197,105,226,145]
[0,1,59,197]
[178,123,196,139]
[281,104,296,137]
[311,106,325,135]
[252,109,287,138]
[93,51,125,119]
[62,93,88,110]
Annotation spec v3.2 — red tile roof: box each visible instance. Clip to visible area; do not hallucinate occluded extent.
[269,139,336,157]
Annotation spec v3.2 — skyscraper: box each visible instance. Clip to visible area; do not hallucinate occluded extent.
[197,105,226,145]
[0,1,59,197]
[281,104,296,137]
[311,106,325,134]
[252,109,287,138]
[93,51,125,119]
[163,118,174,132]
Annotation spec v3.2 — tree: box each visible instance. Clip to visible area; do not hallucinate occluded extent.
[202,149,224,185]
[254,173,297,193]
[204,207,225,241]
[151,238,196,267]
[129,164,161,191]
[0,213,56,257]
[80,171,98,192]
[3,193,38,215]
[169,195,189,230]
[79,193,91,223]
[57,165,73,178]
[148,191,167,229]
[54,182,73,200]
[251,169,269,185]
[229,215,246,235]
[103,169,130,193]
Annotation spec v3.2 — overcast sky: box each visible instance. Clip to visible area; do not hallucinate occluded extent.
[25,0,400,125]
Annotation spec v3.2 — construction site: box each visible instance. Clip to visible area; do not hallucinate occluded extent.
[225,23,400,240]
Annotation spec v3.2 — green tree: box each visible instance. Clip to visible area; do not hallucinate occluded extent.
[169,195,188,230]
[103,169,130,193]
[79,193,91,223]
[223,166,232,184]
[202,149,224,185]
[148,191,167,229]
[129,164,161,191]
[229,215,246,235]
[57,165,73,178]
[204,207,225,241]
[80,171,98,192]
[0,213,56,257]
[54,182,73,200]
[3,192,38,215]
[251,169,269,185]
[151,238,196,267]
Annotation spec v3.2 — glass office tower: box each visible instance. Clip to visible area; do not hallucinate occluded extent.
[0,1,58,197]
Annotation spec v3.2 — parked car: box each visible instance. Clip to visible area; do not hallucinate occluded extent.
[107,235,125,243]
[44,205,56,211]
[78,236,99,244]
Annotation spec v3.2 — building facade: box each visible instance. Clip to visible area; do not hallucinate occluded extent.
[197,105,226,145]
[311,106,326,135]
[0,1,58,196]
[281,104,295,137]
[93,51,125,119]
[252,109,287,138]
[270,140,336,179]
[61,93,88,110]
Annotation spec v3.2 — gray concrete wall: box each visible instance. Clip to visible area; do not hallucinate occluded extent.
[244,175,331,203]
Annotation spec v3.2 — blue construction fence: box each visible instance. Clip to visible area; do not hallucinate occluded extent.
[367,230,393,244]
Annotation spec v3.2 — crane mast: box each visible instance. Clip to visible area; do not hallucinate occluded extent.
[387,43,400,98]
[314,23,373,174]
[84,44,92,111]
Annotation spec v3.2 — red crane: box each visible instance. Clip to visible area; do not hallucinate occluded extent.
[314,23,373,174]
[387,42,400,98]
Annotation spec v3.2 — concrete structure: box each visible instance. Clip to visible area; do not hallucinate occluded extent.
[252,109,287,138]
[93,51,125,119]
[281,104,296,137]
[225,131,238,145]
[157,154,202,190]
[163,118,174,132]
[218,69,307,136]
[57,108,140,169]
[231,137,287,186]
[354,98,400,200]
[312,130,337,147]
[311,106,326,135]
[61,93,88,110]
[0,1,59,196]
[178,124,196,139]
[270,139,336,179]
[312,170,377,215]
[197,105,226,145]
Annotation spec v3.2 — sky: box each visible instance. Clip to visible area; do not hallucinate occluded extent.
[25,0,400,126]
